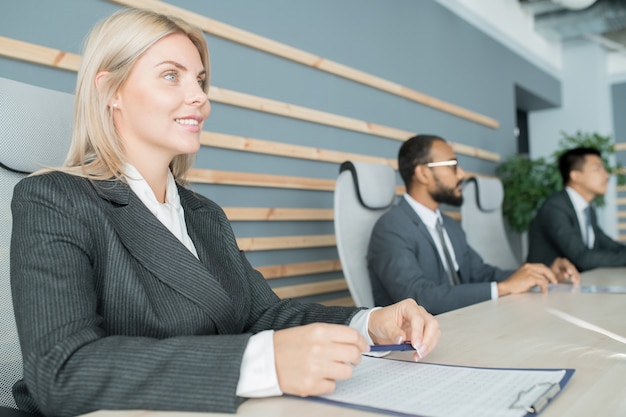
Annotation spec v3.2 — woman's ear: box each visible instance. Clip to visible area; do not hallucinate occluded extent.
[95,71,119,108]
[94,71,109,91]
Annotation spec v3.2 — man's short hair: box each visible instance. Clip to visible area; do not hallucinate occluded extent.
[398,134,445,188]
[558,147,601,186]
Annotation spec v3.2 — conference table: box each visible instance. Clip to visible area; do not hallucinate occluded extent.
[83,267,626,417]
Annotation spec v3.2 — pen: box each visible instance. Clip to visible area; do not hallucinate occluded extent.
[369,341,416,352]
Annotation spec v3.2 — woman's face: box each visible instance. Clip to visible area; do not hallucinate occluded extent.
[111,32,210,166]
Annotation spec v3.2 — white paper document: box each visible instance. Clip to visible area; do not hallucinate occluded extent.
[317,356,570,417]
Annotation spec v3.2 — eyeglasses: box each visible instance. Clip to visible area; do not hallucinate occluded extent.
[425,159,459,173]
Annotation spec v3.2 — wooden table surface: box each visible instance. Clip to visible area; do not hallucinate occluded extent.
[82,267,626,417]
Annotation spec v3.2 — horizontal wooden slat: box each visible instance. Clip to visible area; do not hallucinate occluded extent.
[451,142,498,162]
[615,143,626,151]
[256,260,343,279]
[223,207,333,221]
[209,86,501,162]
[617,197,626,205]
[191,166,484,193]
[618,211,626,219]
[202,131,493,179]
[616,185,626,193]
[190,167,382,192]
[236,234,336,251]
[318,296,355,307]
[223,206,461,222]
[107,0,499,129]
[188,168,336,191]
[0,37,500,163]
[446,211,462,221]
[209,85,410,139]
[618,234,626,242]
[619,223,626,230]
[272,278,348,299]
[0,36,80,71]
[201,131,397,168]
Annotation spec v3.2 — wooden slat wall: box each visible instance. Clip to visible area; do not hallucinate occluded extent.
[0,37,500,163]
[107,0,499,129]
[224,207,460,222]
[256,260,342,279]
[223,207,334,221]
[201,131,490,179]
[0,2,501,305]
[236,235,336,252]
[273,279,348,299]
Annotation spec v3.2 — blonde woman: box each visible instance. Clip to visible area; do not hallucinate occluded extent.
[10,8,439,416]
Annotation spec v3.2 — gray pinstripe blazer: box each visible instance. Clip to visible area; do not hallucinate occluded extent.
[10,172,359,417]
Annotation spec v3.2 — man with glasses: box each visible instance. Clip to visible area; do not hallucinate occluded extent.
[527,147,626,271]
[367,135,579,314]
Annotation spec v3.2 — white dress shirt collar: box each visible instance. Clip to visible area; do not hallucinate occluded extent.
[403,194,459,270]
[403,194,443,229]
[124,164,198,258]
[565,187,589,213]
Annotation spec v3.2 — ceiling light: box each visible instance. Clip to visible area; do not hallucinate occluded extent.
[552,0,597,10]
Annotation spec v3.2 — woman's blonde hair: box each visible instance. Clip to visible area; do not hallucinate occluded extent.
[58,7,209,184]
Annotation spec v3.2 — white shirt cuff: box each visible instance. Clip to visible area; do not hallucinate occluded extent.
[236,330,283,398]
[349,308,379,344]
[490,282,499,300]
[236,309,377,398]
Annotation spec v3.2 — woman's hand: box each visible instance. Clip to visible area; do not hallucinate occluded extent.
[273,323,368,397]
[368,299,440,361]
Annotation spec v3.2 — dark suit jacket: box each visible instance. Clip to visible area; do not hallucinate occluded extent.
[527,189,626,271]
[10,172,359,417]
[367,198,512,315]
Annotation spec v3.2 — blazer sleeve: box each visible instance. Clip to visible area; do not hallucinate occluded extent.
[536,201,626,271]
[368,209,495,315]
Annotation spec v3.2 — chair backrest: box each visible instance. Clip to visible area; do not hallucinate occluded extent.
[461,176,520,270]
[334,161,397,307]
[0,77,73,409]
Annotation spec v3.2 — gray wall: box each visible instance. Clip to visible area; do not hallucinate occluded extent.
[612,81,626,229]
[612,82,626,166]
[0,0,561,303]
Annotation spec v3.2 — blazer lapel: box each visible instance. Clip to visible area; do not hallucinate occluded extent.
[92,180,239,334]
[560,190,591,244]
[179,188,252,304]
[398,199,448,271]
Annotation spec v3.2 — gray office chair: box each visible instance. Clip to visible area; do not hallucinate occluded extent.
[0,77,73,416]
[334,161,397,307]
[461,176,520,270]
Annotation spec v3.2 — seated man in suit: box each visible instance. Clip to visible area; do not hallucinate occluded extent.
[367,134,579,315]
[527,146,626,271]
